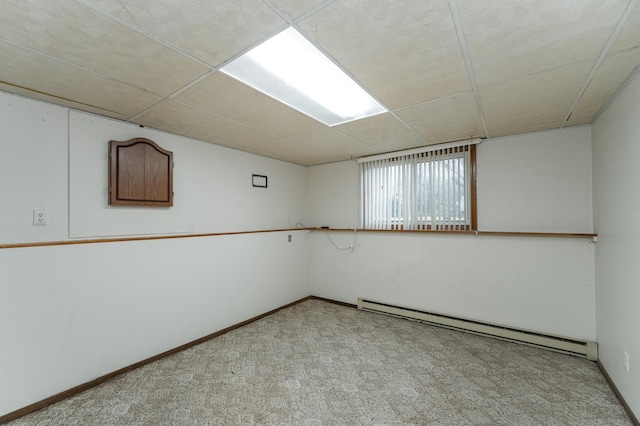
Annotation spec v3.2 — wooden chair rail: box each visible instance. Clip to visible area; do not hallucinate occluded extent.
[0,228,312,250]
[315,228,597,239]
[0,227,597,250]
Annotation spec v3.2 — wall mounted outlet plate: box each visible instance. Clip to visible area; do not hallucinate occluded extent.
[33,209,48,226]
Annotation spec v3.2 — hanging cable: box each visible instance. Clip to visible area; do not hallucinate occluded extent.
[327,228,357,252]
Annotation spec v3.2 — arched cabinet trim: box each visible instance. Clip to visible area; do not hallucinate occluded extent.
[108,138,174,207]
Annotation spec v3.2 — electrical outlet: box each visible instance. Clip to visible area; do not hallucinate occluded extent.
[288,234,292,242]
[33,209,48,226]
[624,351,630,372]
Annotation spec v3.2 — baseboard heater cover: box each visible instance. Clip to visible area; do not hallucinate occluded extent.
[357,298,598,361]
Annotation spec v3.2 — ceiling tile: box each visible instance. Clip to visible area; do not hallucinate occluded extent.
[269,0,333,20]
[1,0,640,167]
[173,72,324,137]
[458,0,628,86]
[286,128,377,159]
[297,0,471,110]
[132,116,219,146]
[489,122,562,138]
[335,113,425,151]
[0,40,161,117]
[76,0,139,26]
[564,117,593,127]
[611,2,640,52]
[102,0,286,67]
[0,0,208,97]
[246,139,338,166]
[395,92,485,143]
[480,61,593,135]
[138,100,279,148]
[0,83,129,121]
[570,48,640,120]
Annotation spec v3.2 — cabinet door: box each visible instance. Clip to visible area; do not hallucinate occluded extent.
[109,138,173,207]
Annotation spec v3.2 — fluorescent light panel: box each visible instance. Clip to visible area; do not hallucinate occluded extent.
[221,27,387,126]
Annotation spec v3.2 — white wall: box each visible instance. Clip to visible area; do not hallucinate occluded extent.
[0,92,311,417]
[592,71,640,418]
[68,111,307,238]
[307,161,359,229]
[0,94,69,243]
[478,127,593,233]
[0,94,306,244]
[307,127,594,232]
[308,127,596,340]
[0,88,615,418]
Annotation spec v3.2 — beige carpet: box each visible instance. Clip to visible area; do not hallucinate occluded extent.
[6,299,632,425]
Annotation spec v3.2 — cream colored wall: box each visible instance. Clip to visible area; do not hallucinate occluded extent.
[592,71,640,419]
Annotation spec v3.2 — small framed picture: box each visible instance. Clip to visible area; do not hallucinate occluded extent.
[252,174,267,188]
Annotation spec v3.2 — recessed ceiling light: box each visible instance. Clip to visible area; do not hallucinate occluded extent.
[221,27,387,126]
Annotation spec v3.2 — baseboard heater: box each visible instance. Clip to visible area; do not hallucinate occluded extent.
[357,298,598,361]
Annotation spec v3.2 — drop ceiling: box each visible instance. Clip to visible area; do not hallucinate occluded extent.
[1,0,639,166]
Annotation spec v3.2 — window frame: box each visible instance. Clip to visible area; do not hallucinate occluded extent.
[360,144,477,231]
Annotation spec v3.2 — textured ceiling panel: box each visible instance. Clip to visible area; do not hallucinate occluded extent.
[174,72,324,137]
[611,2,640,52]
[1,0,639,166]
[74,0,139,26]
[481,61,593,134]
[0,82,129,121]
[93,0,286,67]
[268,0,333,20]
[0,40,161,117]
[286,128,377,160]
[298,0,471,110]
[458,0,627,86]
[0,0,208,97]
[335,113,424,151]
[489,122,563,139]
[133,116,220,147]
[564,117,593,128]
[246,139,337,165]
[396,92,485,144]
[571,48,640,121]
[139,100,278,148]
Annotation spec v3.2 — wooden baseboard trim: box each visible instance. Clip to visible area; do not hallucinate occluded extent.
[0,296,312,424]
[310,295,358,309]
[597,360,639,426]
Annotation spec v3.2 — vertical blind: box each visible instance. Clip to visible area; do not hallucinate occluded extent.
[360,143,475,230]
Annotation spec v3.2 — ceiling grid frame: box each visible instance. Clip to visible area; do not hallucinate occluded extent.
[447,0,490,138]
[560,0,640,126]
[73,0,219,70]
[261,0,429,149]
[0,0,637,165]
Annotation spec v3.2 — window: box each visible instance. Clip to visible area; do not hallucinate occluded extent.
[359,142,477,231]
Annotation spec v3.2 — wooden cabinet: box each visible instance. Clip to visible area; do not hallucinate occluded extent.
[108,138,173,207]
